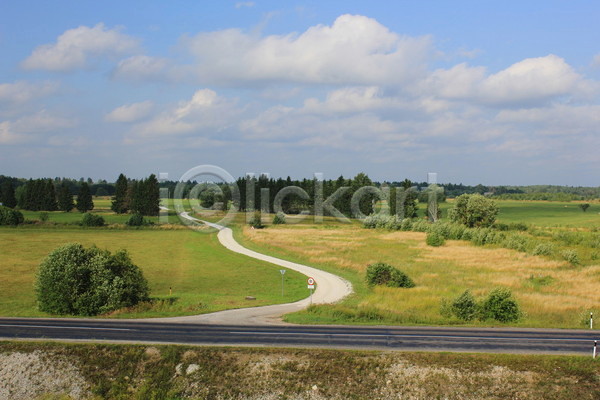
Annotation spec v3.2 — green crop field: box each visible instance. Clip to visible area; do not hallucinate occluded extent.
[0,227,306,318]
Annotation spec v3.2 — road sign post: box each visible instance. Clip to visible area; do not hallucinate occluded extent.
[280,270,286,296]
[307,277,315,304]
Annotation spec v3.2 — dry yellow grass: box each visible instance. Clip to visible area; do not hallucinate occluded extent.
[243,223,600,327]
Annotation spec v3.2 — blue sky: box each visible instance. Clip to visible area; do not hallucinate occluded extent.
[1,1,599,185]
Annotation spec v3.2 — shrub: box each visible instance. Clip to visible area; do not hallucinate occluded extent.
[531,242,554,256]
[384,215,402,230]
[451,290,478,321]
[0,205,24,226]
[561,249,580,266]
[480,288,521,322]
[471,228,492,246]
[366,262,415,288]
[449,194,498,228]
[36,243,150,316]
[447,224,466,240]
[411,219,430,232]
[272,212,286,225]
[125,213,151,227]
[81,213,105,227]
[400,218,413,231]
[426,231,445,247]
[502,234,528,252]
[248,211,264,229]
[39,212,49,222]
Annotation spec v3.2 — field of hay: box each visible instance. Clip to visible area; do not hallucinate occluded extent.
[237,201,600,328]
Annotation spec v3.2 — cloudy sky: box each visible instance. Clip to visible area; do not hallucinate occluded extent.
[1,1,599,185]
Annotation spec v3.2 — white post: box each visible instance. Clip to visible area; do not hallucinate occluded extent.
[591,313,594,330]
[280,270,286,296]
[594,341,597,359]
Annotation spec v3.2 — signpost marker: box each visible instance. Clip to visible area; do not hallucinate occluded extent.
[280,270,286,296]
[307,277,315,304]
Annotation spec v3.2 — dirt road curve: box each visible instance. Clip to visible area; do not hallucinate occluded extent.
[148,212,353,325]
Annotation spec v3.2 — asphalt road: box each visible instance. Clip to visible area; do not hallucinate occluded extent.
[1,318,598,355]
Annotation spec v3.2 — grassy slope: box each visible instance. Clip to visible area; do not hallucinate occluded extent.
[0,227,306,318]
[1,341,598,400]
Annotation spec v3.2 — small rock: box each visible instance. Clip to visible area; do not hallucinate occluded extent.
[312,385,318,391]
[186,364,200,375]
[245,296,256,300]
[175,363,183,375]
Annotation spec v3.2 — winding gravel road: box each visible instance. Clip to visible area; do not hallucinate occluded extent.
[149,212,353,325]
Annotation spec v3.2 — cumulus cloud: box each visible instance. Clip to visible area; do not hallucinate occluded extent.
[21,23,139,71]
[422,55,593,107]
[105,101,154,123]
[0,81,58,104]
[128,89,238,139]
[168,14,433,86]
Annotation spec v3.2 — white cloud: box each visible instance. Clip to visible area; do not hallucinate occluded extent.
[179,14,432,86]
[235,2,255,8]
[0,110,76,144]
[422,55,593,107]
[112,55,174,81]
[128,89,238,139]
[592,54,600,68]
[105,101,154,123]
[21,23,139,71]
[479,55,582,105]
[0,81,58,104]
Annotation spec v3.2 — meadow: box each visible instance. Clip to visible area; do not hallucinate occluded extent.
[232,200,600,328]
[0,225,306,318]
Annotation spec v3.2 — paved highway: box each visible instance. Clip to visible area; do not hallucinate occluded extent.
[1,318,597,355]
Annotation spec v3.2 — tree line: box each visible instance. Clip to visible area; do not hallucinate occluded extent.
[0,174,159,216]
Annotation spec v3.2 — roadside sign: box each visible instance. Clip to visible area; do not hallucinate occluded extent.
[307,285,315,289]
[307,277,315,285]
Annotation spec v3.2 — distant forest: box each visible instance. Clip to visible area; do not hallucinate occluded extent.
[1,174,599,205]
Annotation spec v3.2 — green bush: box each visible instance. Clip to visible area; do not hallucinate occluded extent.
[480,288,521,322]
[248,211,264,229]
[451,290,478,321]
[39,212,49,222]
[366,262,415,288]
[531,242,554,256]
[0,205,24,226]
[400,218,413,231]
[449,194,498,228]
[81,213,105,227]
[125,213,152,227]
[272,212,286,225]
[426,231,445,247]
[36,243,150,316]
[411,219,430,232]
[503,234,529,252]
[561,249,580,265]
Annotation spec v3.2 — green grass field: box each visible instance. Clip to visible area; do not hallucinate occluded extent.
[0,227,306,318]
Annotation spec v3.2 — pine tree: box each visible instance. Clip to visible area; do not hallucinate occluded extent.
[57,182,74,212]
[144,174,160,216]
[128,181,141,214]
[76,182,94,213]
[43,180,58,211]
[0,181,17,208]
[111,173,129,214]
